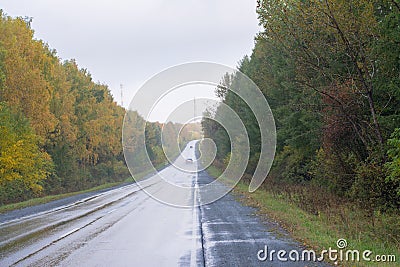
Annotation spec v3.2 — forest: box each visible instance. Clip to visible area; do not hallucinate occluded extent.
[0,11,199,205]
[0,1,398,262]
[0,11,128,204]
[202,0,400,213]
[1,0,399,219]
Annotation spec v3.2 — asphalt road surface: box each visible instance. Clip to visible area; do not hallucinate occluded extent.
[0,141,330,266]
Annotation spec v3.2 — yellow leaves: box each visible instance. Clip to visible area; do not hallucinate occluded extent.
[0,14,57,138]
[0,103,53,196]
[0,13,127,200]
[0,139,25,174]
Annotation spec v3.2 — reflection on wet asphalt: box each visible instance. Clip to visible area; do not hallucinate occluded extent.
[0,140,331,266]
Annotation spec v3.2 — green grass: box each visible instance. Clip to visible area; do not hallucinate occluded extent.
[203,164,223,178]
[206,165,399,267]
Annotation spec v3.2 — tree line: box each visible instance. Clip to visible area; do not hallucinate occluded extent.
[0,12,199,205]
[0,12,129,204]
[202,0,400,212]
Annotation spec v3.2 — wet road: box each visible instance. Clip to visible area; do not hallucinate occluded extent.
[0,141,328,266]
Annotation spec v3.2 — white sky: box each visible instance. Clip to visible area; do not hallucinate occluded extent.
[1,0,261,122]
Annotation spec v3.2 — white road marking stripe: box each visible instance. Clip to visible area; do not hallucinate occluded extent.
[190,150,199,267]
[107,209,116,214]
[59,227,80,239]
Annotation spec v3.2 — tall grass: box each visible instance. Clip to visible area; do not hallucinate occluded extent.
[206,165,399,266]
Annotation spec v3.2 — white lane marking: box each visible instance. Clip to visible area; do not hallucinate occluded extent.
[59,227,80,239]
[0,183,141,226]
[107,209,117,214]
[190,145,199,267]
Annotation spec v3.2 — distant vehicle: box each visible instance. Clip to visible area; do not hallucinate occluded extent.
[186,158,193,163]
[190,146,193,148]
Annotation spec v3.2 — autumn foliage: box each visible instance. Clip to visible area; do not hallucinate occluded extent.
[0,12,129,204]
[203,0,400,212]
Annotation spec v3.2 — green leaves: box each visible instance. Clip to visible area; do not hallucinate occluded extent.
[385,128,400,196]
[204,0,400,210]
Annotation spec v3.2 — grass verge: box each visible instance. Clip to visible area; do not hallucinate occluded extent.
[206,165,399,267]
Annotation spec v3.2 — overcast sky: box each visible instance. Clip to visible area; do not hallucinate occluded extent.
[1,0,261,121]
